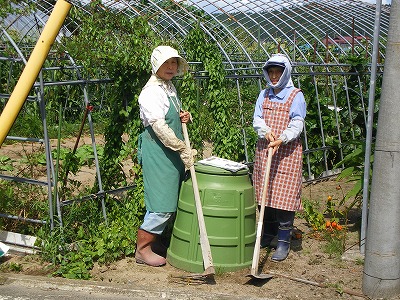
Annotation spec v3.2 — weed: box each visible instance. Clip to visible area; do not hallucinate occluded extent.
[322,224,348,257]
[0,262,23,272]
[301,192,349,257]
[300,198,325,231]
[0,155,13,172]
[355,258,364,265]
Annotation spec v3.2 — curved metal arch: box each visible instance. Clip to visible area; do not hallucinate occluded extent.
[182,0,259,67]
[330,0,390,36]
[146,0,192,38]
[254,0,341,64]
[74,0,189,50]
[1,28,27,64]
[123,1,187,45]
[237,1,332,64]
[3,11,44,43]
[281,2,361,58]
[190,1,301,63]
[2,1,75,46]
[110,0,248,70]
[171,4,238,69]
[191,0,270,62]
[273,0,377,60]
[1,0,390,68]
[319,0,388,57]
[12,0,386,66]
[274,0,386,59]
[328,1,388,53]
[200,0,309,63]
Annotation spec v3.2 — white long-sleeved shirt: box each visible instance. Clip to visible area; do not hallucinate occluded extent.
[138,83,180,127]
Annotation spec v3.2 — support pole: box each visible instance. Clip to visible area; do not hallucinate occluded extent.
[363,0,400,298]
[0,0,72,147]
[360,0,382,255]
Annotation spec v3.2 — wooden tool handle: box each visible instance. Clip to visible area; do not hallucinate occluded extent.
[182,123,215,274]
[251,147,273,275]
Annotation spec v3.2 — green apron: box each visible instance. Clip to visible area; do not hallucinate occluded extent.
[138,95,185,212]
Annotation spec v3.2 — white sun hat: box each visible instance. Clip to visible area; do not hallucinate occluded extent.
[151,45,189,76]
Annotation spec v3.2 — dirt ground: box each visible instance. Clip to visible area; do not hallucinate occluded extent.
[0,138,394,300]
[1,189,367,300]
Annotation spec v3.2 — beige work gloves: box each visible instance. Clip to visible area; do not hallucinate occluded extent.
[152,119,195,169]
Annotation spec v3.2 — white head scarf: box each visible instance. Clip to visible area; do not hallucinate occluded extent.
[144,46,189,89]
[263,53,293,90]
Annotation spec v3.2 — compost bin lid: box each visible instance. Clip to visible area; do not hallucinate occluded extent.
[194,163,249,176]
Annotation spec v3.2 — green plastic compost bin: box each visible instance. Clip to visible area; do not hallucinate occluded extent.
[167,163,256,273]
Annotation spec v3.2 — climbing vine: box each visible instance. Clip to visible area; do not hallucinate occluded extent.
[182,25,245,161]
[41,3,161,278]
[62,4,158,190]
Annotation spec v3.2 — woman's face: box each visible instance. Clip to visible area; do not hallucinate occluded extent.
[156,57,178,81]
[267,66,284,85]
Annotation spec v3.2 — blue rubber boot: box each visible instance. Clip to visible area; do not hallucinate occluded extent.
[271,224,292,261]
[271,210,295,262]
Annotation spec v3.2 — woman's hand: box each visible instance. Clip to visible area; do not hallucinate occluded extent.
[265,132,275,142]
[180,110,191,123]
[268,139,283,155]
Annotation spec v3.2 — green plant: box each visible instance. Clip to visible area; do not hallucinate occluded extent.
[35,182,145,280]
[335,141,371,210]
[300,198,325,231]
[182,25,245,161]
[324,195,345,228]
[355,258,364,265]
[323,229,347,257]
[54,247,94,280]
[0,155,13,171]
[0,261,22,272]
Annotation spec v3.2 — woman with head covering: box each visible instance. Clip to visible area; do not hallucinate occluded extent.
[252,53,306,262]
[136,45,193,266]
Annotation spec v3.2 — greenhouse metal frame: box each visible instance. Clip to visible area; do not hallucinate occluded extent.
[0,0,390,237]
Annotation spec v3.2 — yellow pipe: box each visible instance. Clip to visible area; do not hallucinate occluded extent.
[0,0,72,147]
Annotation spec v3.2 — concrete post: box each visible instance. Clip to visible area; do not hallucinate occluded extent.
[0,0,72,147]
[362,0,400,298]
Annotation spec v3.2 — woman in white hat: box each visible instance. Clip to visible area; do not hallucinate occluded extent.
[136,46,192,266]
[252,53,306,262]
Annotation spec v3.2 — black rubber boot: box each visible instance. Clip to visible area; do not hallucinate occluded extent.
[259,206,279,248]
[271,210,295,262]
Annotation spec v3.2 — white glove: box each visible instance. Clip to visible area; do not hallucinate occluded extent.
[152,119,196,169]
[152,119,186,151]
[180,148,195,169]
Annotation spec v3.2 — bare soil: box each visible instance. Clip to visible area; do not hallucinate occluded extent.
[0,138,393,300]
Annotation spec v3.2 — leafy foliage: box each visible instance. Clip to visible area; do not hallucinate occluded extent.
[182,25,246,161]
[301,198,326,231]
[335,140,372,208]
[26,4,157,278]
[61,6,158,190]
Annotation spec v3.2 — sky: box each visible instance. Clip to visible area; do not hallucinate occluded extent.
[362,0,391,4]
